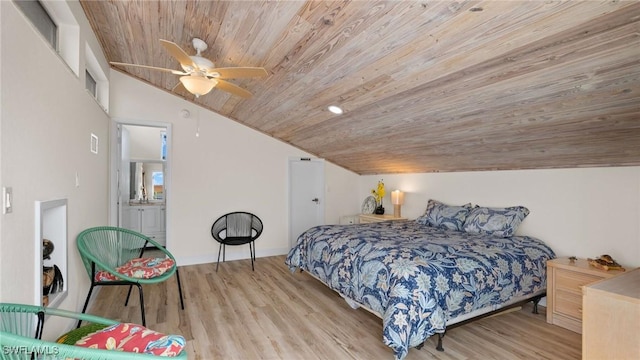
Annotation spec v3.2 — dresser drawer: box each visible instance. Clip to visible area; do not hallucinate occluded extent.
[546,258,626,334]
[555,270,603,294]
[554,289,582,320]
[358,214,406,223]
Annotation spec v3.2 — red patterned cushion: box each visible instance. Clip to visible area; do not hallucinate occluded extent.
[95,257,175,282]
[75,323,185,356]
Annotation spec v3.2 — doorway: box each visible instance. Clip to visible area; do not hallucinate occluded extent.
[288,158,325,248]
[111,121,171,247]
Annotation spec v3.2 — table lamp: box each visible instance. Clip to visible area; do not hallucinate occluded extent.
[391,190,404,218]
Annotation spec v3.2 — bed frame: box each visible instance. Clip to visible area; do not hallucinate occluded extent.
[301,269,545,353]
[424,292,544,351]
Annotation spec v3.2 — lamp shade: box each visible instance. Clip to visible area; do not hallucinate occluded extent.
[180,75,217,97]
[391,190,404,205]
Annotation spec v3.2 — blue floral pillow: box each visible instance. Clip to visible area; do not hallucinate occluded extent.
[462,206,530,238]
[416,199,473,231]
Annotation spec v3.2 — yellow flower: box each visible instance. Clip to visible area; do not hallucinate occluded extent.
[377,181,385,199]
[371,179,385,203]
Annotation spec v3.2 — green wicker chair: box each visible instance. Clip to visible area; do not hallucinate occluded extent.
[76,227,184,327]
[0,303,187,359]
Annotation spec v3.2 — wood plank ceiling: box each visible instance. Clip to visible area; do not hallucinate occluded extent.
[80,0,640,175]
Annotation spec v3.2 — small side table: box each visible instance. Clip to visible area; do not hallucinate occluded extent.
[359,214,406,224]
[339,215,359,225]
[546,257,626,333]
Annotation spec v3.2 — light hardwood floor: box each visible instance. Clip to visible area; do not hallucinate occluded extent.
[88,255,581,359]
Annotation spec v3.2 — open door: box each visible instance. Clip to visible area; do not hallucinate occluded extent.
[110,122,170,247]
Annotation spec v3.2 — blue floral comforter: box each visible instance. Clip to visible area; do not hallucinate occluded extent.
[285,220,555,359]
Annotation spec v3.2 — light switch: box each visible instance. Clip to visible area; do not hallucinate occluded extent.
[3,187,12,214]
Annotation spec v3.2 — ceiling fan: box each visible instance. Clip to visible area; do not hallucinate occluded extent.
[111,38,268,98]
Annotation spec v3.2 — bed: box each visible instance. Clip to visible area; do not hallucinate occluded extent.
[285,201,556,360]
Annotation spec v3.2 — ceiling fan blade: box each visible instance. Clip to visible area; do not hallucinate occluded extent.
[208,67,268,79]
[110,62,188,75]
[215,79,253,98]
[160,39,196,69]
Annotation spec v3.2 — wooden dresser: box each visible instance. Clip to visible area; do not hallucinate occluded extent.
[358,214,406,223]
[582,267,639,359]
[546,257,625,333]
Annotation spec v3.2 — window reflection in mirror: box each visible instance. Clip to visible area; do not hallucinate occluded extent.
[129,161,164,202]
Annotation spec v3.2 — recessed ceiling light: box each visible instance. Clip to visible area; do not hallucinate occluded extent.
[328,105,343,114]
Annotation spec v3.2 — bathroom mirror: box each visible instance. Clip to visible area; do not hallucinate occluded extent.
[129,161,164,202]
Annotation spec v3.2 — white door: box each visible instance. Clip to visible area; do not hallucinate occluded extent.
[289,158,325,248]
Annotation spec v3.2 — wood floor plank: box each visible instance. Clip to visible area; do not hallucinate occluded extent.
[88,255,581,359]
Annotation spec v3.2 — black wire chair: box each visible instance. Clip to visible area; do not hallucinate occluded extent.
[211,212,263,271]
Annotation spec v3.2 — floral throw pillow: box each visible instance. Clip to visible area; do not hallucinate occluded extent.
[95,257,174,282]
[75,323,185,356]
[415,199,473,231]
[462,206,530,238]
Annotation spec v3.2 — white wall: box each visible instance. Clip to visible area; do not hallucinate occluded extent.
[361,167,640,267]
[326,161,362,223]
[110,71,360,265]
[0,0,110,322]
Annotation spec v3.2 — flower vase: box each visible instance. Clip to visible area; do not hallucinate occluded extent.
[374,201,385,214]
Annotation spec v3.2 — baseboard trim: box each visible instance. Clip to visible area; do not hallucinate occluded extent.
[175,247,290,267]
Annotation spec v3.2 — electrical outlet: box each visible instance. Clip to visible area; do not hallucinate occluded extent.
[3,187,13,214]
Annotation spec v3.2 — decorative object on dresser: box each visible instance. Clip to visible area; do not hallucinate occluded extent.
[582,267,640,360]
[391,190,405,218]
[370,179,385,214]
[546,257,627,333]
[361,195,377,215]
[587,254,625,271]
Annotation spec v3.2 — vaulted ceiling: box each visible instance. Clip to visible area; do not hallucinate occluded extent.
[81,0,640,175]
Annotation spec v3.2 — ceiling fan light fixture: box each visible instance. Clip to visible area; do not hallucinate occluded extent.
[180,76,217,97]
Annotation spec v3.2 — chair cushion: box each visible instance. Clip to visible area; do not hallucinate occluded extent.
[95,257,175,282]
[57,323,109,345]
[75,322,185,356]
